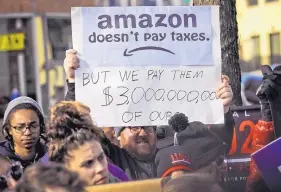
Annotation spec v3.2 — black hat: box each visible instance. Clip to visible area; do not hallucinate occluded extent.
[155,145,193,178]
[168,113,227,169]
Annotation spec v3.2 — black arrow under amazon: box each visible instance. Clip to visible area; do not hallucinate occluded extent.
[123,46,175,56]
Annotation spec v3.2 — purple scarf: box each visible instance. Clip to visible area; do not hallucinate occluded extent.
[108,162,129,181]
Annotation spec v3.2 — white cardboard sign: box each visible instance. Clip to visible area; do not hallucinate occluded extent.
[72,6,224,127]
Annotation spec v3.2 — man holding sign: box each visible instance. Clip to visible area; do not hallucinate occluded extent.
[65,6,235,180]
[63,49,234,180]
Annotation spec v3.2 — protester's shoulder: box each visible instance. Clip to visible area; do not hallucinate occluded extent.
[189,121,209,133]
[0,140,14,157]
[37,141,48,158]
[156,125,174,139]
[156,137,174,150]
[156,122,208,149]
[0,140,7,147]
[40,141,48,152]
[189,121,207,127]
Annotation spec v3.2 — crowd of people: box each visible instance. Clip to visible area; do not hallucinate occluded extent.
[0,49,280,192]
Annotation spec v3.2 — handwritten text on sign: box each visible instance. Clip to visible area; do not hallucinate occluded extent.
[72,6,223,126]
[71,6,215,67]
[76,66,223,127]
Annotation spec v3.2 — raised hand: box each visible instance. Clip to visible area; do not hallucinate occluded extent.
[216,75,233,113]
[63,49,80,83]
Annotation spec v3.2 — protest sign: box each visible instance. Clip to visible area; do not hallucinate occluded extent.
[252,137,281,192]
[72,6,216,67]
[72,6,223,127]
[228,105,261,156]
[220,105,261,192]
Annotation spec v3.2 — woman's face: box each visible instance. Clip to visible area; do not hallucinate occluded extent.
[66,140,109,186]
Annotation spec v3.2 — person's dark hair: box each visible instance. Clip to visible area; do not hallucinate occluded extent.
[0,155,12,191]
[47,103,103,164]
[15,163,85,192]
[0,154,24,191]
[2,103,46,142]
[162,172,224,192]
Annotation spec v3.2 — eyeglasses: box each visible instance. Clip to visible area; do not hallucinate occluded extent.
[128,126,155,134]
[10,123,40,133]
[0,161,23,190]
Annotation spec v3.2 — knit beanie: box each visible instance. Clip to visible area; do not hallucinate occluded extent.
[168,113,228,169]
[3,96,44,125]
[155,145,193,178]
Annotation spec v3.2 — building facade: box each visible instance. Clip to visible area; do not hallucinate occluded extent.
[0,0,95,114]
[237,0,281,71]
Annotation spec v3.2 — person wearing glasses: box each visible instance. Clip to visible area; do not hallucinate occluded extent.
[0,96,47,170]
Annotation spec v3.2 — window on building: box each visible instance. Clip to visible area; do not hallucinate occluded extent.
[47,18,72,103]
[270,33,281,64]
[266,0,278,2]
[248,0,258,6]
[250,36,261,65]
[48,19,71,60]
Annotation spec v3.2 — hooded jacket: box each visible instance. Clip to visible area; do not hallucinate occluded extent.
[0,140,47,169]
[65,81,235,180]
[1,96,48,170]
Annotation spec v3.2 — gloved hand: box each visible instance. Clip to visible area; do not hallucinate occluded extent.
[258,65,281,102]
[259,65,281,137]
[256,84,272,122]
[256,65,281,121]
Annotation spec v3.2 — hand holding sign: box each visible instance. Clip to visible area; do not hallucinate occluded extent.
[64,49,80,83]
[216,75,233,113]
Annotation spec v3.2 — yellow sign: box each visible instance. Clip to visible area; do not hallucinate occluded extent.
[0,32,25,51]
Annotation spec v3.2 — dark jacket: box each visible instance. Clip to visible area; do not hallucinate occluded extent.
[65,81,235,180]
[102,139,157,180]
[0,140,47,170]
